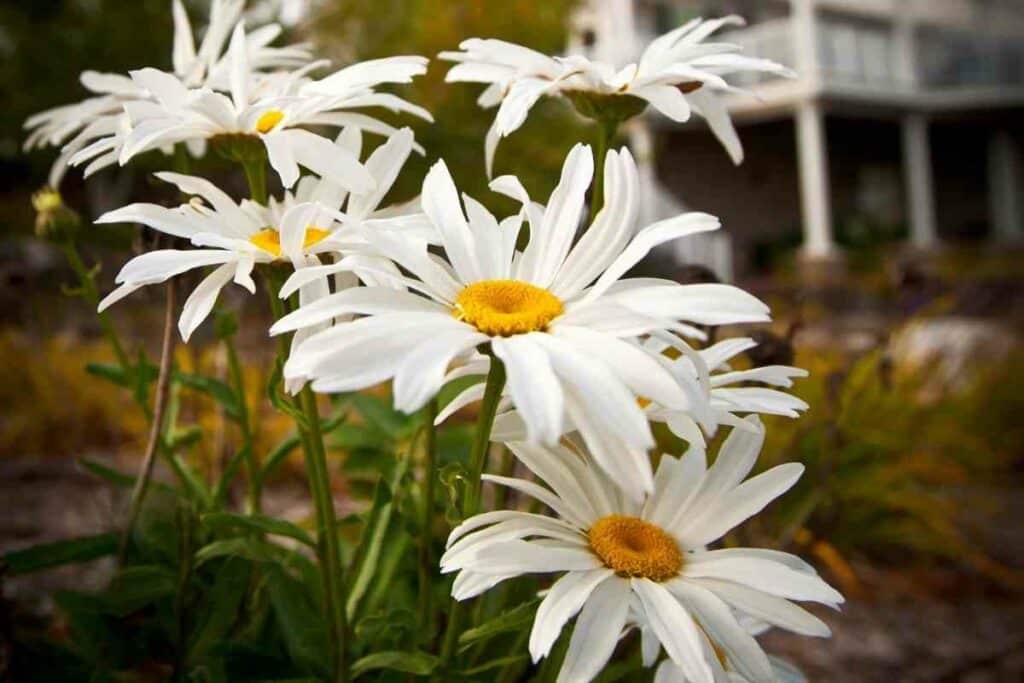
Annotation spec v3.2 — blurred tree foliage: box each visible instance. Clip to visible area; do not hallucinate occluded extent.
[306,0,585,211]
[0,1,175,184]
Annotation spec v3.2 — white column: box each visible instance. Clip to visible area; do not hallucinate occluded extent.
[988,130,1024,243]
[902,114,938,249]
[791,0,821,90]
[795,100,835,258]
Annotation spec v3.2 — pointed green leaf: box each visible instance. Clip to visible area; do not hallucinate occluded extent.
[351,650,439,676]
[266,565,329,677]
[345,480,394,620]
[187,557,251,663]
[457,599,539,651]
[201,512,315,548]
[3,533,117,575]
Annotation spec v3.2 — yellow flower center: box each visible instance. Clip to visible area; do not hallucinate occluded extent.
[454,280,563,337]
[249,227,330,258]
[255,109,285,134]
[588,515,683,582]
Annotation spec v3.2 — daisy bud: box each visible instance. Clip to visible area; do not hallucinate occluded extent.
[32,187,81,244]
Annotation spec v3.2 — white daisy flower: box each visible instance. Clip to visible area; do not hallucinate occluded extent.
[440,334,809,468]
[69,23,430,190]
[441,420,841,683]
[23,0,312,186]
[270,142,770,500]
[639,336,810,457]
[439,16,794,175]
[96,127,418,342]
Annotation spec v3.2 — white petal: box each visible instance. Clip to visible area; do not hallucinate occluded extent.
[684,550,845,606]
[692,578,832,638]
[114,249,236,285]
[470,539,601,576]
[492,335,564,445]
[608,282,771,326]
[584,213,720,302]
[481,475,589,529]
[679,463,804,547]
[392,327,489,413]
[271,286,445,335]
[517,143,593,288]
[556,576,631,683]
[531,568,615,662]
[278,129,375,193]
[670,581,774,682]
[179,262,236,341]
[506,442,598,527]
[632,579,714,683]
[421,159,480,282]
[549,326,687,410]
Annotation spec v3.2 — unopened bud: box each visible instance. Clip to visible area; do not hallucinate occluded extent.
[32,187,81,243]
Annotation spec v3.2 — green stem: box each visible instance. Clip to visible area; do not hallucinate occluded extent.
[264,270,348,683]
[588,118,619,226]
[225,333,260,514]
[438,357,507,670]
[462,358,507,518]
[62,242,130,370]
[418,398,439,632]
[242,159,268,205]
[299,385,349,683]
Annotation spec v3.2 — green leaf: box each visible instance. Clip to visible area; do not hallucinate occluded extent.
[194,537,284,566]
[360,529,412,620]
[3,533,117,575]
[345,467,404,621]
[84,362,132,388]
[167,424,204,451]
[176,371,242,421]
[262,410,348,482]
[332,424,389,452]
[101,565,176,617]
[350,650,439,677]
[457,599,539,652]
[267,361,307,423]
[460,654,529,676]
[187,557,251,663]
[350,393,417,439]
[213,445,251,506]
[77,457,172,493]
[85,360,157,389]
[266,565,329,677]
[201,512,315,548]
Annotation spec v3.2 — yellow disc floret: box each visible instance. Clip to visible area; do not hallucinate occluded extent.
[255,109,285,134]
[454,279,564,337]
[249,227,330,258]
[588,515,683,582]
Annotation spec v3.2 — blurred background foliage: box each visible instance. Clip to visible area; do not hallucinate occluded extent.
[308,0,584,209]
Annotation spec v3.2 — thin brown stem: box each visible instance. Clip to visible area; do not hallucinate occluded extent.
[117,281,176,566]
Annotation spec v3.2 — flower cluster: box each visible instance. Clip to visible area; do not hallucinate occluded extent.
[28,4,838,681]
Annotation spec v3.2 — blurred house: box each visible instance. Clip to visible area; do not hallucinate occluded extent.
[571,0,1024,277]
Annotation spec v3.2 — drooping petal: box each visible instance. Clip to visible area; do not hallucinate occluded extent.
[556,576,631,683]
[530,568,615,662]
